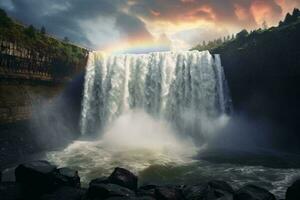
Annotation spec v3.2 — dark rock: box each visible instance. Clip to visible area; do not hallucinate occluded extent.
[105,197,136,200]
[54,167,81,188]
[234,185,275,200]
[155,186,182,200]
[15,160,57,197]
[0,182,21,200]
[135,197,156,200]
[211,18,300,152]
[286,179,300,200]
[137,185,157,197]
[139,185,157,190]
[108,167,138,191]
[182,181,234,200]
[40,186,86,200]
[106,197,156,200]
[90,176,109,185]
[88,183,135,199]
[209,180,235,194]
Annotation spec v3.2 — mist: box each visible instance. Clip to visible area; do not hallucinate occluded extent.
[29,74,85,150]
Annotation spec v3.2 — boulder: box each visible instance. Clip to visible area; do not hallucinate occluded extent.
[15,160,57,197]
[234,185,275,200]
[88,183,135,199]
[105,197,137,200]
[286,179,300,200]
[40,186,86,200]
[106,197,155,200]
[137,185,157,198]
[182,180,234,200]
[54,167,81,188]
[209,180,235,194]
[108,167,138,191]
[0,182,21,200]
[155,186,182,200]
[89,176,109,185]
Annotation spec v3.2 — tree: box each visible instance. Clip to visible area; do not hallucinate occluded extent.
[292,8,300,18]
[262,20,268,30]
[236,29,248,39]
[63,36,70,43]
[24,25,36,38]
[41,26,46,35]
[284,13,293,24]
[0,8,13,27]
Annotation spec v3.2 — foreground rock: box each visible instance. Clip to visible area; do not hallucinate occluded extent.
[54,167,81,188]
[0,160,292,200]
[88,183,135,199]
[0,182,21,200]
[14,160,81,198]
[155,186,183,200]
[286,179,300,200]
[40,186,86,200]
[182,180,234,200]
[234,185,276,200]
[108,167,138,191]
[15,160,57,197]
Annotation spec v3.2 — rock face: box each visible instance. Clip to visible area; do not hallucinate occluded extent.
[0,182,21,200]
[234,185,276,200]
[88,183,135,199]
[40,186,86,200]
[286,179,300,200]
[15,160,57,197]
[54,167,81,188]
[155,186,183,200]
[108,167,138,191]
[211,18,300,151]
[1,161,288,200]
[182,180,234,200]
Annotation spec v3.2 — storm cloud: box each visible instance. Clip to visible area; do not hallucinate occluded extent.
[0,0,298,50]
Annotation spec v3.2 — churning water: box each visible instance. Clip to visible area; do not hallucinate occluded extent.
[46,51,300,198]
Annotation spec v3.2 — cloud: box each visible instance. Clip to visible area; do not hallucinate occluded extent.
[115,13,153,42]
[0,0,298,50]
[1,0,152,49]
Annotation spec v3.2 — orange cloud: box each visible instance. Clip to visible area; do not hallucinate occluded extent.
[234,4,251,21]
[250,0,276,25]
[150,9,160,17]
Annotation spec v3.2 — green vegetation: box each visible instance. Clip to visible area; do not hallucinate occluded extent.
[192,8,300,53]
[199,8,300,149]
[191,34,235,52]
[0,8,88,78]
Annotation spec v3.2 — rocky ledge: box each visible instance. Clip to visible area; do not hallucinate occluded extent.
[0,160,299,200]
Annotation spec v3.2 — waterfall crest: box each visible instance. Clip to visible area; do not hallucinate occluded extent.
[80,50,231,137]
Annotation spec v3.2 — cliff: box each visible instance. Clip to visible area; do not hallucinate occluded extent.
[0,9,87,167]
[0,8,88,125]
[209,9,300,151]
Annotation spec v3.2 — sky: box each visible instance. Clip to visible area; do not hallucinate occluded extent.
[1,0,299,53]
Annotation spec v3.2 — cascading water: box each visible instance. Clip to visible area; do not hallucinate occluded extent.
[80,50,231,138]
[46,50,300,198]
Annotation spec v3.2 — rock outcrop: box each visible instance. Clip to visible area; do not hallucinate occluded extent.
[286,179,300,200]
[3,160,298,200]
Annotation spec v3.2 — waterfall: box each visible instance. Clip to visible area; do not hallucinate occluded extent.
[80,50,231,137]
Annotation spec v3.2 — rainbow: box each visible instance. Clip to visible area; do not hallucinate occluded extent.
[96,38,171,54]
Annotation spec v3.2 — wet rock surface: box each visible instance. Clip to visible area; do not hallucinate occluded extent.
[1,160,299,199]
[234,185,276,200]
[108,167,138,191]
[286,179,300,200]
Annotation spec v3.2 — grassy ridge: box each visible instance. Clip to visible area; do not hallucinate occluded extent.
[0,8,88,78]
